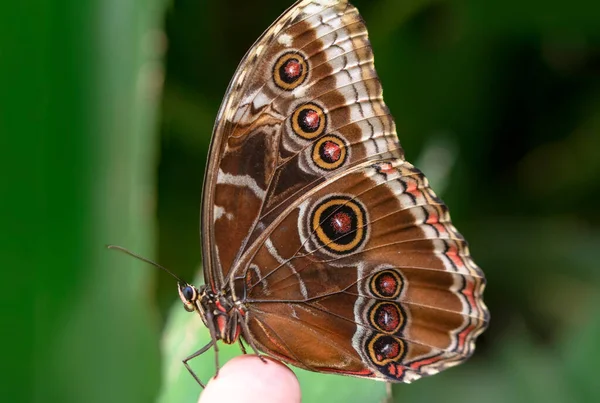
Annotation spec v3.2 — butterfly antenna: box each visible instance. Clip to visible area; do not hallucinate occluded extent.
[106,244,186,284]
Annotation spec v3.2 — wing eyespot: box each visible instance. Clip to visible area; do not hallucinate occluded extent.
[370,270,404,300]
[273,51,309,90]
[310,196,368,254]
[369,301,405,334]
[367,334,407,366]
[291,102,327,139]
[311,135,348,170]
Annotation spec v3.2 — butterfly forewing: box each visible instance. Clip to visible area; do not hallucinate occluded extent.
[202,0,402,288]
[199,0,488,384]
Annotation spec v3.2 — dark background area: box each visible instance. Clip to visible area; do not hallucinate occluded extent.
[5,0,599,402]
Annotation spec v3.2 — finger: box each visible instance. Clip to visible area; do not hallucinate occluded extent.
[198,355,301,403]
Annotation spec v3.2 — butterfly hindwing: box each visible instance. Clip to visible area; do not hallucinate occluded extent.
[232,160,488,382]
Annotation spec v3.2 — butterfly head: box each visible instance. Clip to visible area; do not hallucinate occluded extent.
[177,283,217,332]
[177,283,201,312]
[177,283,241,344]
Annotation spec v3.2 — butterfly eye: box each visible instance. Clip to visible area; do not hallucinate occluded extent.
[182,286,195,301]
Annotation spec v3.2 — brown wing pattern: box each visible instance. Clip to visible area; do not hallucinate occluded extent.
[235,160,488,382]
[202,0,402,289]
[202,0,488,383]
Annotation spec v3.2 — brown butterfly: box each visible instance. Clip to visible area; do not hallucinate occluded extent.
[163,0,489,388]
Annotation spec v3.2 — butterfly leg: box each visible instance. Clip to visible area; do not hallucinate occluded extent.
[238,337,248,354]
[205,311,222,376]
[182,340,214,388]
[381,382,394,403]
[239,317,267,363]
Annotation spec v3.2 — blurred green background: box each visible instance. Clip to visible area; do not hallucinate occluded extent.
[7,0,599,402]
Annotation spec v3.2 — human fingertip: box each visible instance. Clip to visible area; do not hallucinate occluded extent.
[199,355,300,403]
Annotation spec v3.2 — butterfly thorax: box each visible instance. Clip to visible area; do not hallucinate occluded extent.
[178,283,243,344]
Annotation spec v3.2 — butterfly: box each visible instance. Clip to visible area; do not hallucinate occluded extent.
[174,0,488,388]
